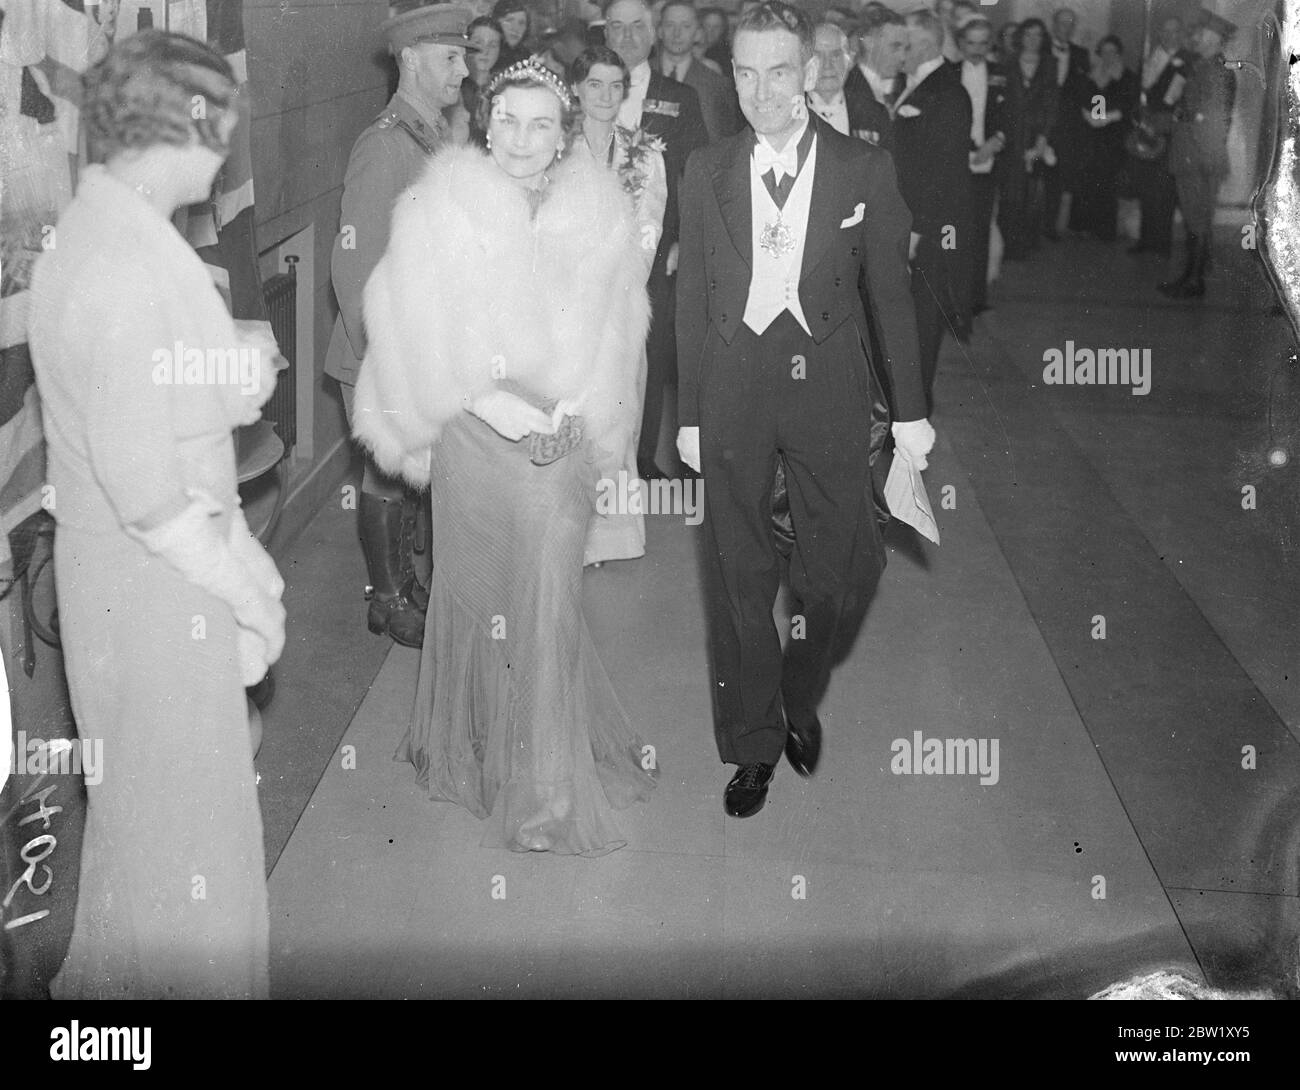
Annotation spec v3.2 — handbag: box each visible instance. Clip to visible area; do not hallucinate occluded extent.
[496,379,586,465]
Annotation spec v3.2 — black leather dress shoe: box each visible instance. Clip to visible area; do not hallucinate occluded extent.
[724,762,775,818]
[784,715,822,777]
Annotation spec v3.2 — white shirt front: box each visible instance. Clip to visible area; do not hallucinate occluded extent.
[857,62,892,104]
[962,60,993,174]
[1142,45,1171,89]
[895,55,944,112]
[744,128,817,336]
[808,89,849,134]
[1052,39,1071,86]
[619,60,652,129]
[661,53,691,81]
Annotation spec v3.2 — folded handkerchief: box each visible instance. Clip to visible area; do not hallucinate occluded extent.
[884,451,940,544]
[840,203,866,228]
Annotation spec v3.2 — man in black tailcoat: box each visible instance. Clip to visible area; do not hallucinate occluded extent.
[892,6,972,414]
[1043,6,1090,239]
[675,1,934,818]
[843,4,907,151]
[953,11,1007,316]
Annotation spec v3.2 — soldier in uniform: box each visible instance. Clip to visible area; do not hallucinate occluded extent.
[1158,10,1236,300]
[324,3,477,646]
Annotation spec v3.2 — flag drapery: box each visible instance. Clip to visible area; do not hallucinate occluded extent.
[0,0,262,566]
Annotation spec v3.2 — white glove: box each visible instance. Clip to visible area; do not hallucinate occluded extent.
[551,394,586,430]
[666,242,680,277]
[469,389,555,441]
[229,506,284,599]
[676,427,701,474]
[229,507,285,685]
[237,628,273,687]
[892,419,936,471]
[127,491,286,675]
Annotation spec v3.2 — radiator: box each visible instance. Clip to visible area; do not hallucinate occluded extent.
[261,256,298,452]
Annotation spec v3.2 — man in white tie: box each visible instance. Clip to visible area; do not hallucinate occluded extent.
[1043,6,1089,239]
[807,22,853,134]
[937,0,976,63]
[676,1,933,819]
[842,4,906,151]
[846,5,907,108]
[955,12,1006,314]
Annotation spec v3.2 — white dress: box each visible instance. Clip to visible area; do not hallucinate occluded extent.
[571,124,667,567]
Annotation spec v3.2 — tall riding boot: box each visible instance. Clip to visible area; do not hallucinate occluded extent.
[1158,233,1198,296]
[359,492,426,648]
[1184,236,1209,298]
[405,490,430,612]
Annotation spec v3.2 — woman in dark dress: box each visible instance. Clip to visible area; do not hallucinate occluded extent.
[458,16,503,146]
[492,0,532,70]
[996,18,1058,259]
[1067,35,1139,241]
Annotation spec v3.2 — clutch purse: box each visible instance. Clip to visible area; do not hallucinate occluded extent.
[497,378,586,465]
[529,412,584,465]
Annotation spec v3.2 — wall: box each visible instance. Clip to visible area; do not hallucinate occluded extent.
[243,0,393,546]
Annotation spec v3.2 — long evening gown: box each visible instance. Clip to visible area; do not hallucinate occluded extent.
[29,167,269,998]
[378,148,659,856]
[397,411,657,855]
[576,124,666,567]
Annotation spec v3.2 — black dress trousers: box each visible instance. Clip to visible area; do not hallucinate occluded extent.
[698,311,885,766]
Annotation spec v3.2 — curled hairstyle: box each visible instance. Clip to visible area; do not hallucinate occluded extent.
[568,44,630,89]
[468,15,506,42]
[82,29,238,163]
[1014,17,1050,57]
[734,1,815,62]
[481,59,578,135]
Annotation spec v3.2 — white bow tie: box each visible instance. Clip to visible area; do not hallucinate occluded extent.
[753,139,799,184]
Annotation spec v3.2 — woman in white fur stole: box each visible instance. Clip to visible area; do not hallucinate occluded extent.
[353,60,658,855]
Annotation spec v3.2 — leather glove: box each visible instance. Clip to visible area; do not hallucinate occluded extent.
[127,491,286,679]
[892,419,936,471]
[469,389,556,441]
[676,427,701,474]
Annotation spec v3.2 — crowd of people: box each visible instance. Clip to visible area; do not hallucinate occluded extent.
[25,0,1244,997]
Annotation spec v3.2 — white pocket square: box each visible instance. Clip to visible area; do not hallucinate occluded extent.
[896,104,922,118]
[840,203,865,229]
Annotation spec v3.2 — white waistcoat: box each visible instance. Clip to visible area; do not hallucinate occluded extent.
[743,135,817,337]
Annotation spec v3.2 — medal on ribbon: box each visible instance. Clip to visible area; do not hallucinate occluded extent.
[760,215,796,258]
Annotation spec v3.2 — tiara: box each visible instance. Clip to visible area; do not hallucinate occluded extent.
[485,56,575,113]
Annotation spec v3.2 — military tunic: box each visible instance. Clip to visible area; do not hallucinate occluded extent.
[324,94,449,391]
[1168,53,1236,238]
